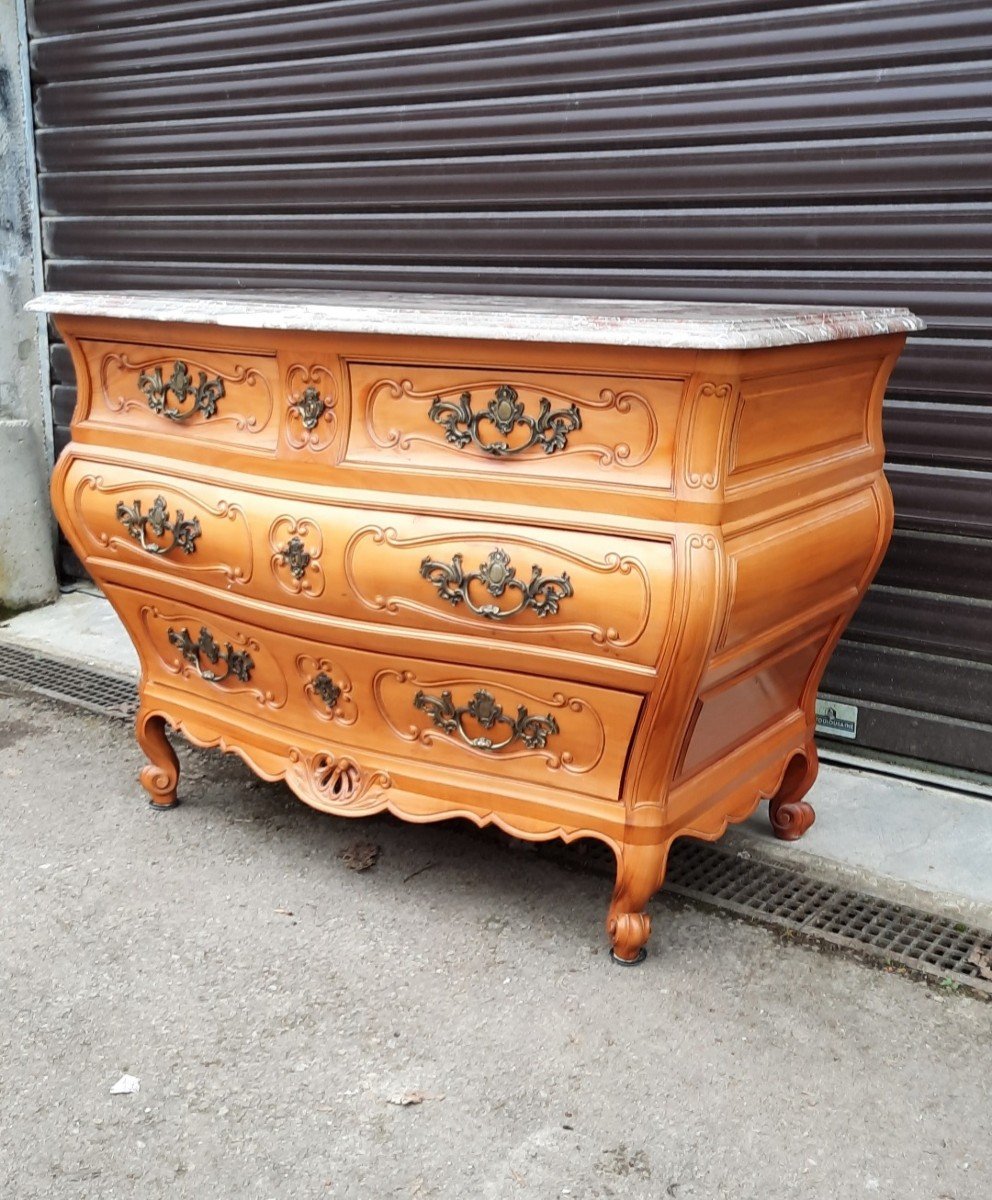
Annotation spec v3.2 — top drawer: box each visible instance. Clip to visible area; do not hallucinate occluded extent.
[74,337,281,455]
[345,360,682,494]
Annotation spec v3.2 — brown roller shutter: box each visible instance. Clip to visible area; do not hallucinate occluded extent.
[27,0,992,776]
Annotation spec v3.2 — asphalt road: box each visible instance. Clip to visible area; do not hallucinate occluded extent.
[1,683,989,1199]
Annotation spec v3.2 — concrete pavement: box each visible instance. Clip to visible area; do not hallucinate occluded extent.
[1,681,990,1199]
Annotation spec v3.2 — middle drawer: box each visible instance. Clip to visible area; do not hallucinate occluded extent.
[61,457,674,669]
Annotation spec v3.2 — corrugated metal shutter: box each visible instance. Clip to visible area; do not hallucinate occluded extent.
[28,0,992,775]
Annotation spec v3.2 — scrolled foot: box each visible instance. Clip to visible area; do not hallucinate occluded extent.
[607,911,651,965]
[137,712,180,809]
[768,748,818,841]
[605,840,668,964]
[769,798,815,841]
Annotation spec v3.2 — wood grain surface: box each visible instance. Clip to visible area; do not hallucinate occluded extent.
[50,312,908,961]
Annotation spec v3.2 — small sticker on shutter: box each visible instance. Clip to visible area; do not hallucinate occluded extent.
[815,698,858,740]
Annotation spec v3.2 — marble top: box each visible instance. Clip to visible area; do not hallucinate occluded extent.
[28,290,925,350]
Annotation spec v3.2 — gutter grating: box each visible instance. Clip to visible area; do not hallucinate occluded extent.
[665,840,992,997]
[1,638,989,996]
[0,639,138,720]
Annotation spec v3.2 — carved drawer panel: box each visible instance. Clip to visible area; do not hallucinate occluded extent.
[75,339,280,453]
[345,361,682,492]
[60,457,674,667]
[340,515,672,667]
[107,584,642,802]
[61,461,255,588]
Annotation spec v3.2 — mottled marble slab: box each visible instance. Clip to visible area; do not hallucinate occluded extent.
[28,289,925,349]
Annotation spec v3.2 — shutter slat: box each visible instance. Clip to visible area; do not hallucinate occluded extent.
[38,208,992,268]
[884,401,992,469]
[37,135,992,213]
[849,587,992,664]
[36,63,992,168]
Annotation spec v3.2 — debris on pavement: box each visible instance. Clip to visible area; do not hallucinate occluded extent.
[966,946,992,980]
[385,1090,445,1106]
[109,1074,140,1095]
[402,861,437,883]
[340,841,381,872]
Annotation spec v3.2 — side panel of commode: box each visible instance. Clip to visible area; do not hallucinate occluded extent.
[625,337,903,839]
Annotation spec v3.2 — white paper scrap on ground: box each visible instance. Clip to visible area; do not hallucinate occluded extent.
[110,1074,140,1095]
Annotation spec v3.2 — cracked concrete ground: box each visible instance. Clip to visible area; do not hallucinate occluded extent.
[1,683,990,1200]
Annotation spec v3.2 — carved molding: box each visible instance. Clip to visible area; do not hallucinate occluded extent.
[285,748,392,816]
[285,362,337,451]
[296,653,358,726]
[100,351,273,432]
[682,380,735,490]
[74,473,251,584]
[372,668,606,775]
[269,515,324,597]
[141,604,285,709]
[343,524,654,649]
[365,377,658,468]
[138,702,622,852]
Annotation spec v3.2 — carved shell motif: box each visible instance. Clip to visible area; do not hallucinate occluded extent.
[285,749,391,815]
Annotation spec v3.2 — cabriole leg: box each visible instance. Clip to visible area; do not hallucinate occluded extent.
[606,840,670,965]
[768,747,818,841]
[137,711,180,810]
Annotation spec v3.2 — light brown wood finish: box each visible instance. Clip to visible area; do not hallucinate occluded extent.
[50,312,908,962]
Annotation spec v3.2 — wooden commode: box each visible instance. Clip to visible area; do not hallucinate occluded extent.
[33,290,923,963]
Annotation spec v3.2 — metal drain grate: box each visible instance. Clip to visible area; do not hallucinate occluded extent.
[0,640,138,720]
[1,638,989,995]
[666,839,992,996]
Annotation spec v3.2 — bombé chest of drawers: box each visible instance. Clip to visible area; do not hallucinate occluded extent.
[33,290,922,963]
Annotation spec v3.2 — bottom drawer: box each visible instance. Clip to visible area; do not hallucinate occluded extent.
[106,585,642,802]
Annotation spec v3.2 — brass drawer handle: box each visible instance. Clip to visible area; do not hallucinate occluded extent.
[420,547,572,620]
[168,625,254,684]
[413,687,558,752]
[277,535,312,580]
[289,386,329,431]
[312,672,342,710]
[427,385,581,456]
[139,360,225,422]
[115,496,201,556]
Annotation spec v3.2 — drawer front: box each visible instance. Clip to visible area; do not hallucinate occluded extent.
[109,586,641,801]
[62,458,674,667]
[340,516,671,667]
[345,361,681,492]
[77,338,280,453]
[64,464,255,588]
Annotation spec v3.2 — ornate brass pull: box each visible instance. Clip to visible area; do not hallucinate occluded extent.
[168,626,254,684]
[139,360,225,422]
[413,687,558,752]
[420,547,572,620]
[427,385,581,456]
[115,496,201,556]
[312,672,342,710]
[289,385,328,431]
[277,535,311,580]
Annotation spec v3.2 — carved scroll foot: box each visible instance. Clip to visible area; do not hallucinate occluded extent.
[606,841,669,965]
[137,712,180,809]
[768,748,818,841]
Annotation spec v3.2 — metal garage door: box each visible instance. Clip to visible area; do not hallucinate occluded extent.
[27,0,992,774]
